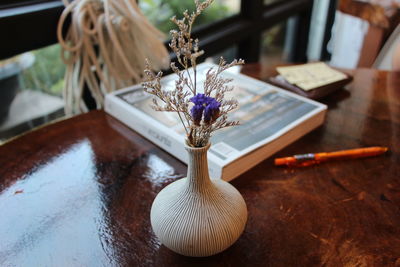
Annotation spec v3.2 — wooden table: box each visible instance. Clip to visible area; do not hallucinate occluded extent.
[0,67,399,266]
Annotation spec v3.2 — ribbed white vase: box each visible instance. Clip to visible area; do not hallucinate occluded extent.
[150,143,248,257]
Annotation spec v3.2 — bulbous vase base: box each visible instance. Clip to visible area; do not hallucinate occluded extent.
[150,177,248,257]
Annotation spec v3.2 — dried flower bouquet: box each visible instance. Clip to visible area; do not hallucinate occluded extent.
[143,0,244,147]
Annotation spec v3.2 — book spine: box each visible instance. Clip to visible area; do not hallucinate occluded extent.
[105,94,223,180]
[105,95,186,161]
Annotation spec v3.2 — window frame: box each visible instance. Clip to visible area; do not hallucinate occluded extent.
[0,0,316,62]
[0,1,64,60]
[0,0,56,10]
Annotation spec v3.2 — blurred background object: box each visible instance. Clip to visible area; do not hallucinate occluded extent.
[373,23,400,70]
[0,54,29,123]
[57,0,170,115]
[329,0,400,68]
[0,52,65,143]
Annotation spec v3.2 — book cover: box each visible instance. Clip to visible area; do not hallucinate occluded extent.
[105,63,327,181]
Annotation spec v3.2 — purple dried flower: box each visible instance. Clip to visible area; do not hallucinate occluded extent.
[191,104,204,126]
[190,93,220,125]
[203,98,221,124]
[190,93,211,106]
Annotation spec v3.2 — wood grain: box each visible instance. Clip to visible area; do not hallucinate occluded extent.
[0,66,399,266]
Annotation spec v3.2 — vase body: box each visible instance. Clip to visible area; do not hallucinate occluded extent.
[150,144,248,257]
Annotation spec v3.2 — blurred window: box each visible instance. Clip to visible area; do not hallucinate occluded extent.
[140,0,240,34]
[264,0,284,5]
[0,44,65,142]
[260,18,293,66]
[0,0,55,9]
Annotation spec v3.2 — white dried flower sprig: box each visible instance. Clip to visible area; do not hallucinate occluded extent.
[143,0,244,147]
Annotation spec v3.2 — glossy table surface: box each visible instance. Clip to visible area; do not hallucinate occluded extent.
[0,66,399,266]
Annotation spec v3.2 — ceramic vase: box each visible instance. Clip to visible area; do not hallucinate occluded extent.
[150,143,248,257]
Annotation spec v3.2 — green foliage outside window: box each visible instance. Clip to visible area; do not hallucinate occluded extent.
[19,45,65,96]
[139,0,231,34]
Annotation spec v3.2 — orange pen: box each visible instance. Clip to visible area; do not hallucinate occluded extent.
[274,146,388,167]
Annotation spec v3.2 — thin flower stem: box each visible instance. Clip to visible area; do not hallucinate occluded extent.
[186,66,195,94]
[177,111,189,135]
[193,64,197,95]
[177,56,195,94]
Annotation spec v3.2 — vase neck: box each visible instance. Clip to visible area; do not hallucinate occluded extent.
[185,144,212,191]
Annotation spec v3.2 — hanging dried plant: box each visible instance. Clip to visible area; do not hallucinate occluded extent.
[57,0,170,115]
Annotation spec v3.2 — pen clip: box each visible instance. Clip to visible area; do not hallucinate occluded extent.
[294,153,315,162]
